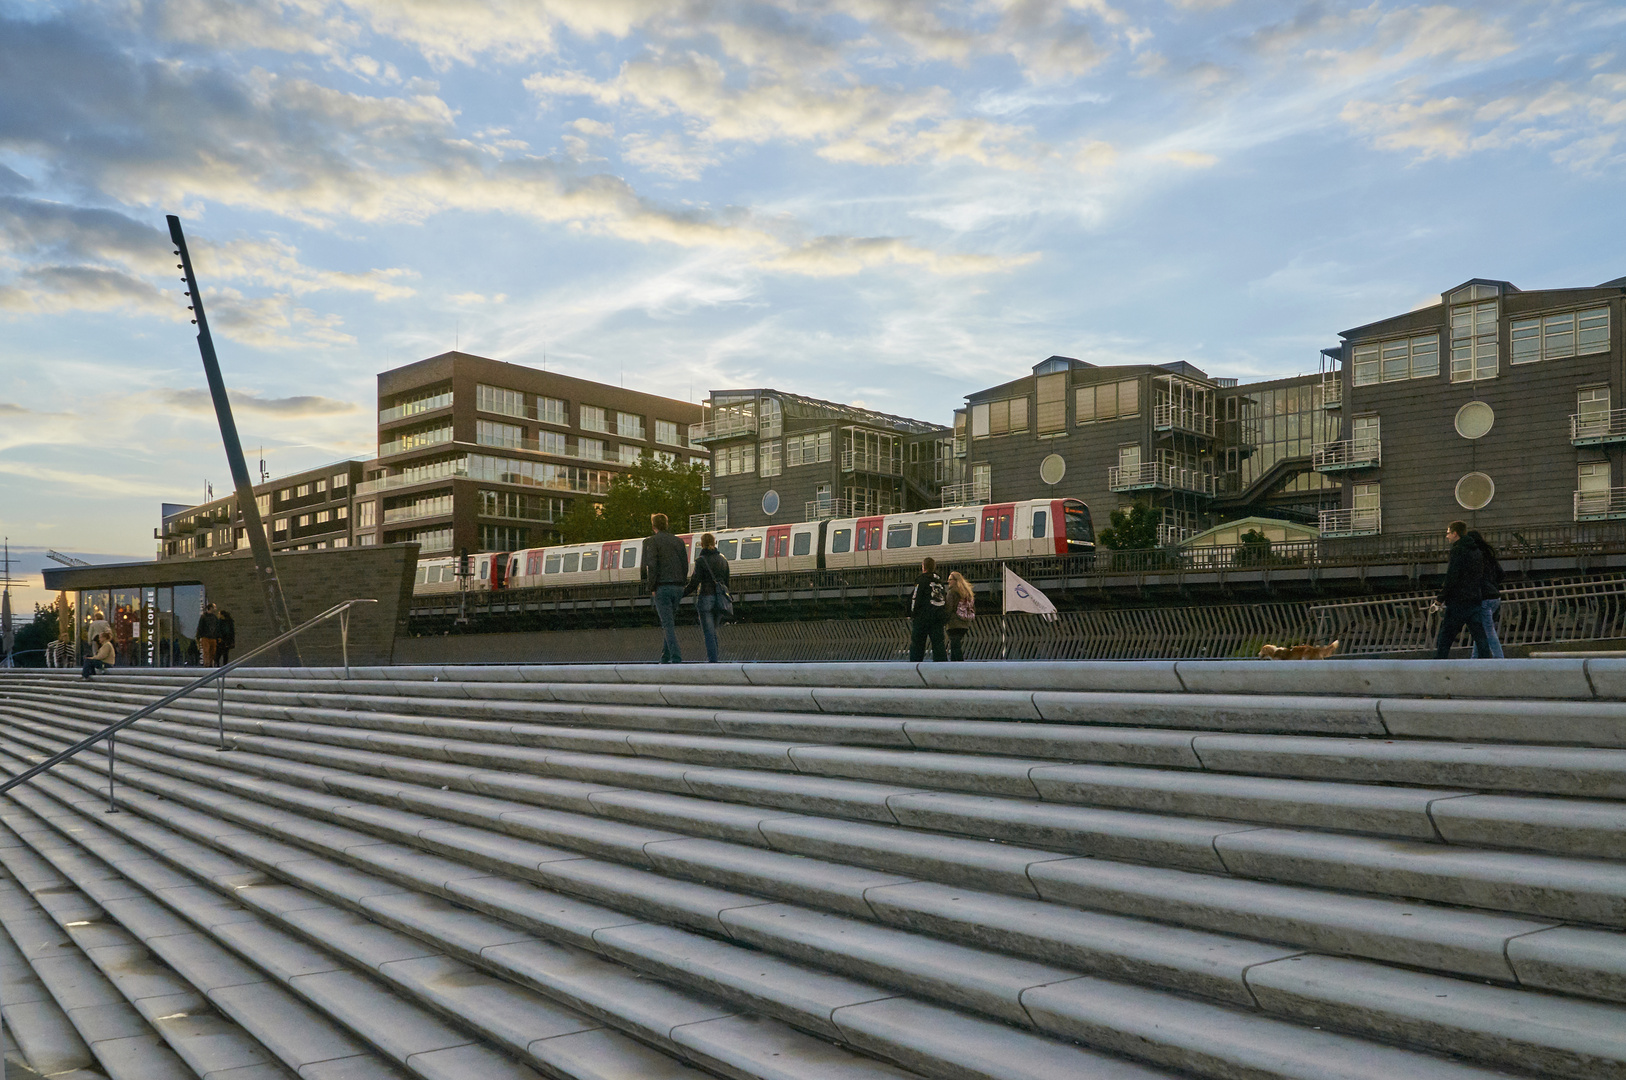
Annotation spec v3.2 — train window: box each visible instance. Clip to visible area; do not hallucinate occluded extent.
[998,513,1012,540]
[886,523,913,549]
[831,528,852,553]
[622,548,637,568]
[544,554,561,574]
[719,538,739,560]
[581,553,599,571]
[793,532,812,556]
[1066,504,1093,543]
[947,518,976,543]
[916,521,944,546]
[563,553,580,572]
[527,554,543,575]
[1032,510,1047,538]
[742,538,763,560]
[414,568,427,585]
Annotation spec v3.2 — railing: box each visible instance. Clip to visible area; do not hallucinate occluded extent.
[1322,374,1342,408]
[841,450,902,475]
[378,392,453,424]
[1571,409,1626,445]
[804,498,853,521]
[378,428,453,458]
[1312,438,1380,471]
[0,599,378,813]
[357,466,471,496]
[1575,488,1626,521]
[382,502,453,524]
[1107,462,1216,496]
[689,512,726,531]
[1156,524,1193,546]
[953,434,967,457]
[939,480,991,507]
[1152,405,1216,437]
[1320,507,1381,536]
[689,415,758,444]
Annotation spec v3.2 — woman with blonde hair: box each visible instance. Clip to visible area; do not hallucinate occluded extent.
[944,571,975,662]
[683,532,731,663]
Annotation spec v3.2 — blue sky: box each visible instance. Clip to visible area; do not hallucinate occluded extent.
[2,0,1625,609]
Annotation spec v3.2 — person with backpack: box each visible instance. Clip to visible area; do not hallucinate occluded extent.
[683,532,731,663]
[1467,530,1505,658]
[908,556,949,662]
[944,571,975,661]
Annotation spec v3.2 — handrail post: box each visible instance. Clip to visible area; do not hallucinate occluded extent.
[105,733,117,813]
[216,680,230,752]
[340,609,351,679]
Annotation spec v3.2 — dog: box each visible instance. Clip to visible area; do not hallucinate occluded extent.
[1258,640,1340,660]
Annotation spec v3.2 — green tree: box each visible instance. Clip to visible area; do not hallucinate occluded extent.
[10,602,61,667]
[558,453,711,544]
[1097,500,1161,550]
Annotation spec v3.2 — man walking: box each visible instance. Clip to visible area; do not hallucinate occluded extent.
[908,557,949,662]
[642,513,689,663]
[1432,520,1492,659]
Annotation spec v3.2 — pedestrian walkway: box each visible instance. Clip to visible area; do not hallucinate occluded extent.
[0,659,1623,1079]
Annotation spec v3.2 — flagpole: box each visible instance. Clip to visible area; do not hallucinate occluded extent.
[1000,562,1009,662]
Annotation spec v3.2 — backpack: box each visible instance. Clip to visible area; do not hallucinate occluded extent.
[956,595,975,621]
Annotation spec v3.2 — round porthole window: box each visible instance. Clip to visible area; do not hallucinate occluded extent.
[1455,472,1495,510]
[1455,401,1494,439]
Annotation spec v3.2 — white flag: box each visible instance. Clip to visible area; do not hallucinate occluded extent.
[1003,566,1057,622]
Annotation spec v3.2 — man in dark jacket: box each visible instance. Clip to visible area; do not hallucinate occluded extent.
[908,557,948,662]
[196,603,221,667]
[1433,520,1491,659]
[642,513,689,663]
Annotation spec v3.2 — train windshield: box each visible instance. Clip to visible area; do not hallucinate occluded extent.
[1064,502,1094,546]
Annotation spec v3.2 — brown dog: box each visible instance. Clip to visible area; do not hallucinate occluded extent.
[1258,640,1340,660]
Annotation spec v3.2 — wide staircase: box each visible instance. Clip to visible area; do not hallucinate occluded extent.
[0,659,1622,1079]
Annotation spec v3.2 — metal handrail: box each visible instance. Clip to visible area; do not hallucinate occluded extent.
[0,598,378,812]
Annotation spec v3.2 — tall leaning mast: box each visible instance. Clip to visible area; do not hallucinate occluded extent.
[167,215,302,666]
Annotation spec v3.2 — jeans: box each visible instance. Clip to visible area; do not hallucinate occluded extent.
[1475,598,1504,658]
[946,628,968,662]
[1435,602,1491,659]
[697,594,721,663]
[909,619,946,662]
[81,659,107,679]
[653,585,684,662]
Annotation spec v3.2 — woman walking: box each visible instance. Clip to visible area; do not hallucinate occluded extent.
[944,571,975,661]
[684,532,731,663]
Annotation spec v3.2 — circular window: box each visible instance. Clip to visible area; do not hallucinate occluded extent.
[1455,472,1495,510]
[1039,453,1067,486]
[761,489,780,516]
[1455,401,1494,439]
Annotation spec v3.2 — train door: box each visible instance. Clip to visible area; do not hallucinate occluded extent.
[476,556,491,591]
[981,503,1015,560]
[765,525,792,572]
[854,516,884,567]
[601,541,621,582]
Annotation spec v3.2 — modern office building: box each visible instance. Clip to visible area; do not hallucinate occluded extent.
[690,389,954,530]
[358,352,707,554]
[156,459,367,560]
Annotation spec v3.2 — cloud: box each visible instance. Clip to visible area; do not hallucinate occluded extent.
[622,131,718,180]
[147,387,361,417]
[762,235,1040,277]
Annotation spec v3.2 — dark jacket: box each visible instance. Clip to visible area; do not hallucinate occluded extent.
[910,572,946,623]
[196,612,220,640]
[1438,536,1487,607]
[1468,531,1503,600]
[642,530,689,589]
[684,548,731,597]
[218,615,236,648]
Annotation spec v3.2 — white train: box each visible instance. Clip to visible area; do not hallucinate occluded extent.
[413,498,1094,595]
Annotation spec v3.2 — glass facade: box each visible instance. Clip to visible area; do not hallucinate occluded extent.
[76,583,205,667]
[1222,382,1341,498]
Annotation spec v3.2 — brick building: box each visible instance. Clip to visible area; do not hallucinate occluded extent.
[156,459,366,560]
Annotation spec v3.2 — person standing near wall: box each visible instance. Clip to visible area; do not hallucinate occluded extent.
[944,571,975,662]
[684,533,730,663]
[216,609,236,665]
[197,603,221,666]
[908,557,949,662]
[1432,520,1492,659]
[642,513,689,664]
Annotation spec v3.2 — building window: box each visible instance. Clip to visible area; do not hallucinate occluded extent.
[616,412,645,440]
[356,501,377,528]
[255,494,270,515]
[1511,308,1609,365]
[465,453,611,495]
[297,514,311,527]
[359,533,377,545]
[337,506,348,519]
[973,397,1030,438]
[1352,414,1380,448]
[1036,372,1068,434]
[539,431,567,455]
[580,405,608,432]
[1451,295,1499,382]
[278,488,292,502]
[410,527,454,553]
[760,397,782,439]
[1353,334,1440,385]
[538,396,567,425]
[712,495,729,525]
[477,419,526,449]
[380,424,453,456]
[972,462,991,497]
[759,440,782,477]
[479,524,528,552]
[653,450,676,465]
[315,478,327,493]
[1579,461,1612,493]
[1354,481,1381,517]
[1578,387,1611,435]
[332,537,349,547]
[714,443,756,477]
[656,419,684,446]
[476,384,527,418]
[1117,444,1141,472]
[379,388,453,423]
[578,438,605,461]
[296,483,313,497]
[332,473,349,489]
[315,510,331,524]
[786,431,832,466]
[480,489,568,522]
[619,444,643,465]
[1076,379,1140,423]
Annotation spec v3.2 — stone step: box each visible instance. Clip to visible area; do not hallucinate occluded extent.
[0,736,1541,1080]
[8,700,1626,1011]
[0,902,109,1079]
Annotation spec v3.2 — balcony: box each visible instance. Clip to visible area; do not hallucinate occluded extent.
[841,450,902,475]
[1322,374,1342,409]
[1571,409,1626,446]
[1319,507,1381,537]
[1156,523,1194,546]
[356,466,470,497]
[688,415,758,444]
[1575,488,1626,521]
[938,479,991,507]
[378,428,453,459]
[804,498,853,521]
[378,392,453,425]
[1107,462,1216,497]
[689,512,726,531]
[1152,405,1216,438]
[383,502,453,525]
[1312,438,1380,472]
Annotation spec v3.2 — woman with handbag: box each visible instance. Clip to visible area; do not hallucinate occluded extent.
[944,571,975,662]
[684,532,732,663]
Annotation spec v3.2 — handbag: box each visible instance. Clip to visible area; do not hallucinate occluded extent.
[701,552,735,621]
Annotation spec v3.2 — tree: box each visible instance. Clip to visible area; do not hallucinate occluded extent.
[10,602,62,667]
[558,453,711,544]
[1097,500,1161,550]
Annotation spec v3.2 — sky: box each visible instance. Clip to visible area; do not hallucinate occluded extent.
[2,0,1625,615]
